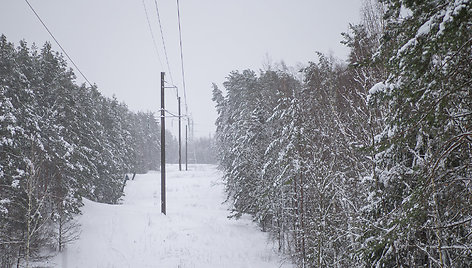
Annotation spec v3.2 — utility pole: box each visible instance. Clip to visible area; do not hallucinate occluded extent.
[185,124,188,171]
[160,72,166,215]
[190,118,197,164]
[178,97,182,171]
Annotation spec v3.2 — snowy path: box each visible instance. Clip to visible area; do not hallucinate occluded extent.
[49,164,292,268]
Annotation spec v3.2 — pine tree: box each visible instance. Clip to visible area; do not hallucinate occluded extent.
[364,0,472,266]
[1,35,173,265]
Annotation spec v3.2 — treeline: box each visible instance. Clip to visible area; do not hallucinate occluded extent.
[213,1,471,267]
[0,35,163,266]
[187,136,217,164]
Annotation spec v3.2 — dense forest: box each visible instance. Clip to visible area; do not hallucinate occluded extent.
[0,35,173,266]
[0,32,218,266]
[213,1,471,267]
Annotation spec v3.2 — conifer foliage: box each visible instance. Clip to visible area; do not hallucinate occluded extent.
[213,1,471,267]
[364,0,472,266]
[0,36,162,267]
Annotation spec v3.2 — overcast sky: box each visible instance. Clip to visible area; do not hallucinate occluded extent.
[1,0,363,138]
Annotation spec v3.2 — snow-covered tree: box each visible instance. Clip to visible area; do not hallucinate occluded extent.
[0,35,172,266]
[363,0,472,266]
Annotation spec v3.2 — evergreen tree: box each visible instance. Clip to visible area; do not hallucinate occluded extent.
[364,0,472,266]
[0,35,171,266]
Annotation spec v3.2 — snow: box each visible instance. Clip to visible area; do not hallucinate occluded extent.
[399,0,471,52]
[0,197,10,214]
[47,164,292,268]
[367,82,387,103]
[398,15,434,56]
[11,179,19,188]
[399,4,413,19]
[416,17,433,37]
[368,82,386,96]
[438,0,470,36]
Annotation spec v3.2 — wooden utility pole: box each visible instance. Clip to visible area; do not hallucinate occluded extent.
[160,72,166,215]
[185,124,188,171]
[178,97,182,171]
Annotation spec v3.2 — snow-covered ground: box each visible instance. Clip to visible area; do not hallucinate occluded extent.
[47,164,292,268]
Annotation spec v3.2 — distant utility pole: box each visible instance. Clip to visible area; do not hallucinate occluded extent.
[178,97,182,171]
[160,72,166,215]
[185,124,188,171]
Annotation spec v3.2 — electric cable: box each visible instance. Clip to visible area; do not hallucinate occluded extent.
[176,0,188,115]
[154,0,175,94]
[24,0,93,87]
[142,0,164,70]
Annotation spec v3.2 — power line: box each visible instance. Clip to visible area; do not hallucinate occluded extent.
[154,0,175,93]
[142,0,164,70]
[176,0,188,115]
[24,0,93,87]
